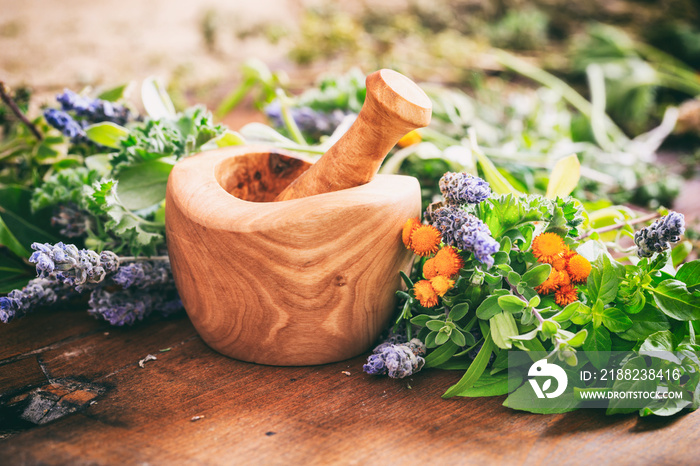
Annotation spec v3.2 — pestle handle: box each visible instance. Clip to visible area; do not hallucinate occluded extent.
[274,69,432,202]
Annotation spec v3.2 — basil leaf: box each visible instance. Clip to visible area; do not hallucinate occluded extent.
[648,279,700,321]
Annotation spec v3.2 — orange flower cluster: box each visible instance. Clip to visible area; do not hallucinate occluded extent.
[531,232,592,306]
[401,218,464,308]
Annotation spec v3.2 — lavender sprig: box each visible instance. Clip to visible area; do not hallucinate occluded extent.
[29,242,119,291]
[112,261,171,290]
[56,89,133,125]
[0,278,73,323]
[431,205,500,268]
[439,172,491,205]
[634,212,685,258]
[363,338,426,378]
[264,101,349,139]
[88,287,182,326]
[43,108,87,143]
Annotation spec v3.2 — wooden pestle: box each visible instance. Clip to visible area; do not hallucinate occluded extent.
[274,69,432,202]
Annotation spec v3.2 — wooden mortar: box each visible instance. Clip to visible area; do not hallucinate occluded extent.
[166,70,430,365]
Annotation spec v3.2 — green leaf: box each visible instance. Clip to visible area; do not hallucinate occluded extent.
[606,356,659,415]
[639,330,675,353]
[448,303,470,321]
[474,148,522,196]
[648,279,700,321]
[85,122,131,149]
[443,333,495,398]
[582,324,611,369]
[476,296,502,320]
[521,263,551,288]
[410,314,434,326]
[587,255,619,304]
[490,311,519,349]
[569,302,593,326]
[435,331,450,345]
[617,305,671,342]
[116,160,173,211]
[0,215,28,258]
[426,320,445,331]
[141,76,176,119]
[451,329,467,347]
[672,242,693,268]
[424,340,458,368]
[676,260,700,289]
[546,154,580,199]
[498,295,526,313]
[215,130,246,147]
[454,372,514,397]
[98,83,129,101]
[0,186,58,255]
[567,329,588,347]
[601,307,633,333]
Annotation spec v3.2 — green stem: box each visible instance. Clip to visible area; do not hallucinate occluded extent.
[0,81,43,141]
[215,78,255,118]
[576,211,660,241]
[276,89,307,146]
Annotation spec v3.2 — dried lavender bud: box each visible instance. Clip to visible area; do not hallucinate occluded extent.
[634,212,686,258]
[439,172,491,205]
[43,108,87,143]
[88,287,183,326]
[0,278,64,323]
[112,261,170,290]
[51,204,91,238]
[56,89,133,125]
[431,206,499,268]
[363,338,426,378]
[264,101,349,139]
[29,242,119,291]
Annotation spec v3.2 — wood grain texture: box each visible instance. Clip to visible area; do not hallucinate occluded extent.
[165,146,421,365]
[274,69,432,201]
[1,309,699,465]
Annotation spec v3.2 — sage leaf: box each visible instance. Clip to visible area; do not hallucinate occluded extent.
[116,160,173,211]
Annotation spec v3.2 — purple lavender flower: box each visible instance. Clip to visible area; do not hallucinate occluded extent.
[0,278,63,323]
[439,172,491,205]
[634,212,686,258]
[51,204,91,238]
[88,286,183,326]
[43,108,87,143]
[431,205,499,268]
[29,242,119,291]
[264,101,349,139]
[363,338,426,378]
[112,261,170,290]
[56,89,133,125]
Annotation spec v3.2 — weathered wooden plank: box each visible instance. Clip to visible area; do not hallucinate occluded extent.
[0,307,108,361]
[1,310,699,465]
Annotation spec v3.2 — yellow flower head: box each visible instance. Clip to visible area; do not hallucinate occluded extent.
[531,232,566,264]
[413,280,438,307]
[402,217,421,248]
[555,283,579,306]
[567,254,592,284]
[397,130,422,148]
[430,275,455,297]
[423,257,438,279]
[535,269,570,295]
[432,246,464,278]
[410,225,442,257]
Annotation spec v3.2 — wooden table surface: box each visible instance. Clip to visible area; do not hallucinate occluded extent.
[1,307,698,465]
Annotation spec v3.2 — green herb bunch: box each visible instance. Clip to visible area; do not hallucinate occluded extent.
[388,172,700,417]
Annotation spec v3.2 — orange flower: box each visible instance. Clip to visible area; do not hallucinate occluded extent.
[535,269,570,295]
[567,254,592,284]
[555,284,579,306]
[551,255,568,272]
[410,225,442,257]
[430,275,455,297]
[562,246,577,261]
[397,130,422,148]
[423,257,438,279]
[531,232,566,264]
[402,217,421,248]
[413,280,438,307]
[432,246,464,278]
